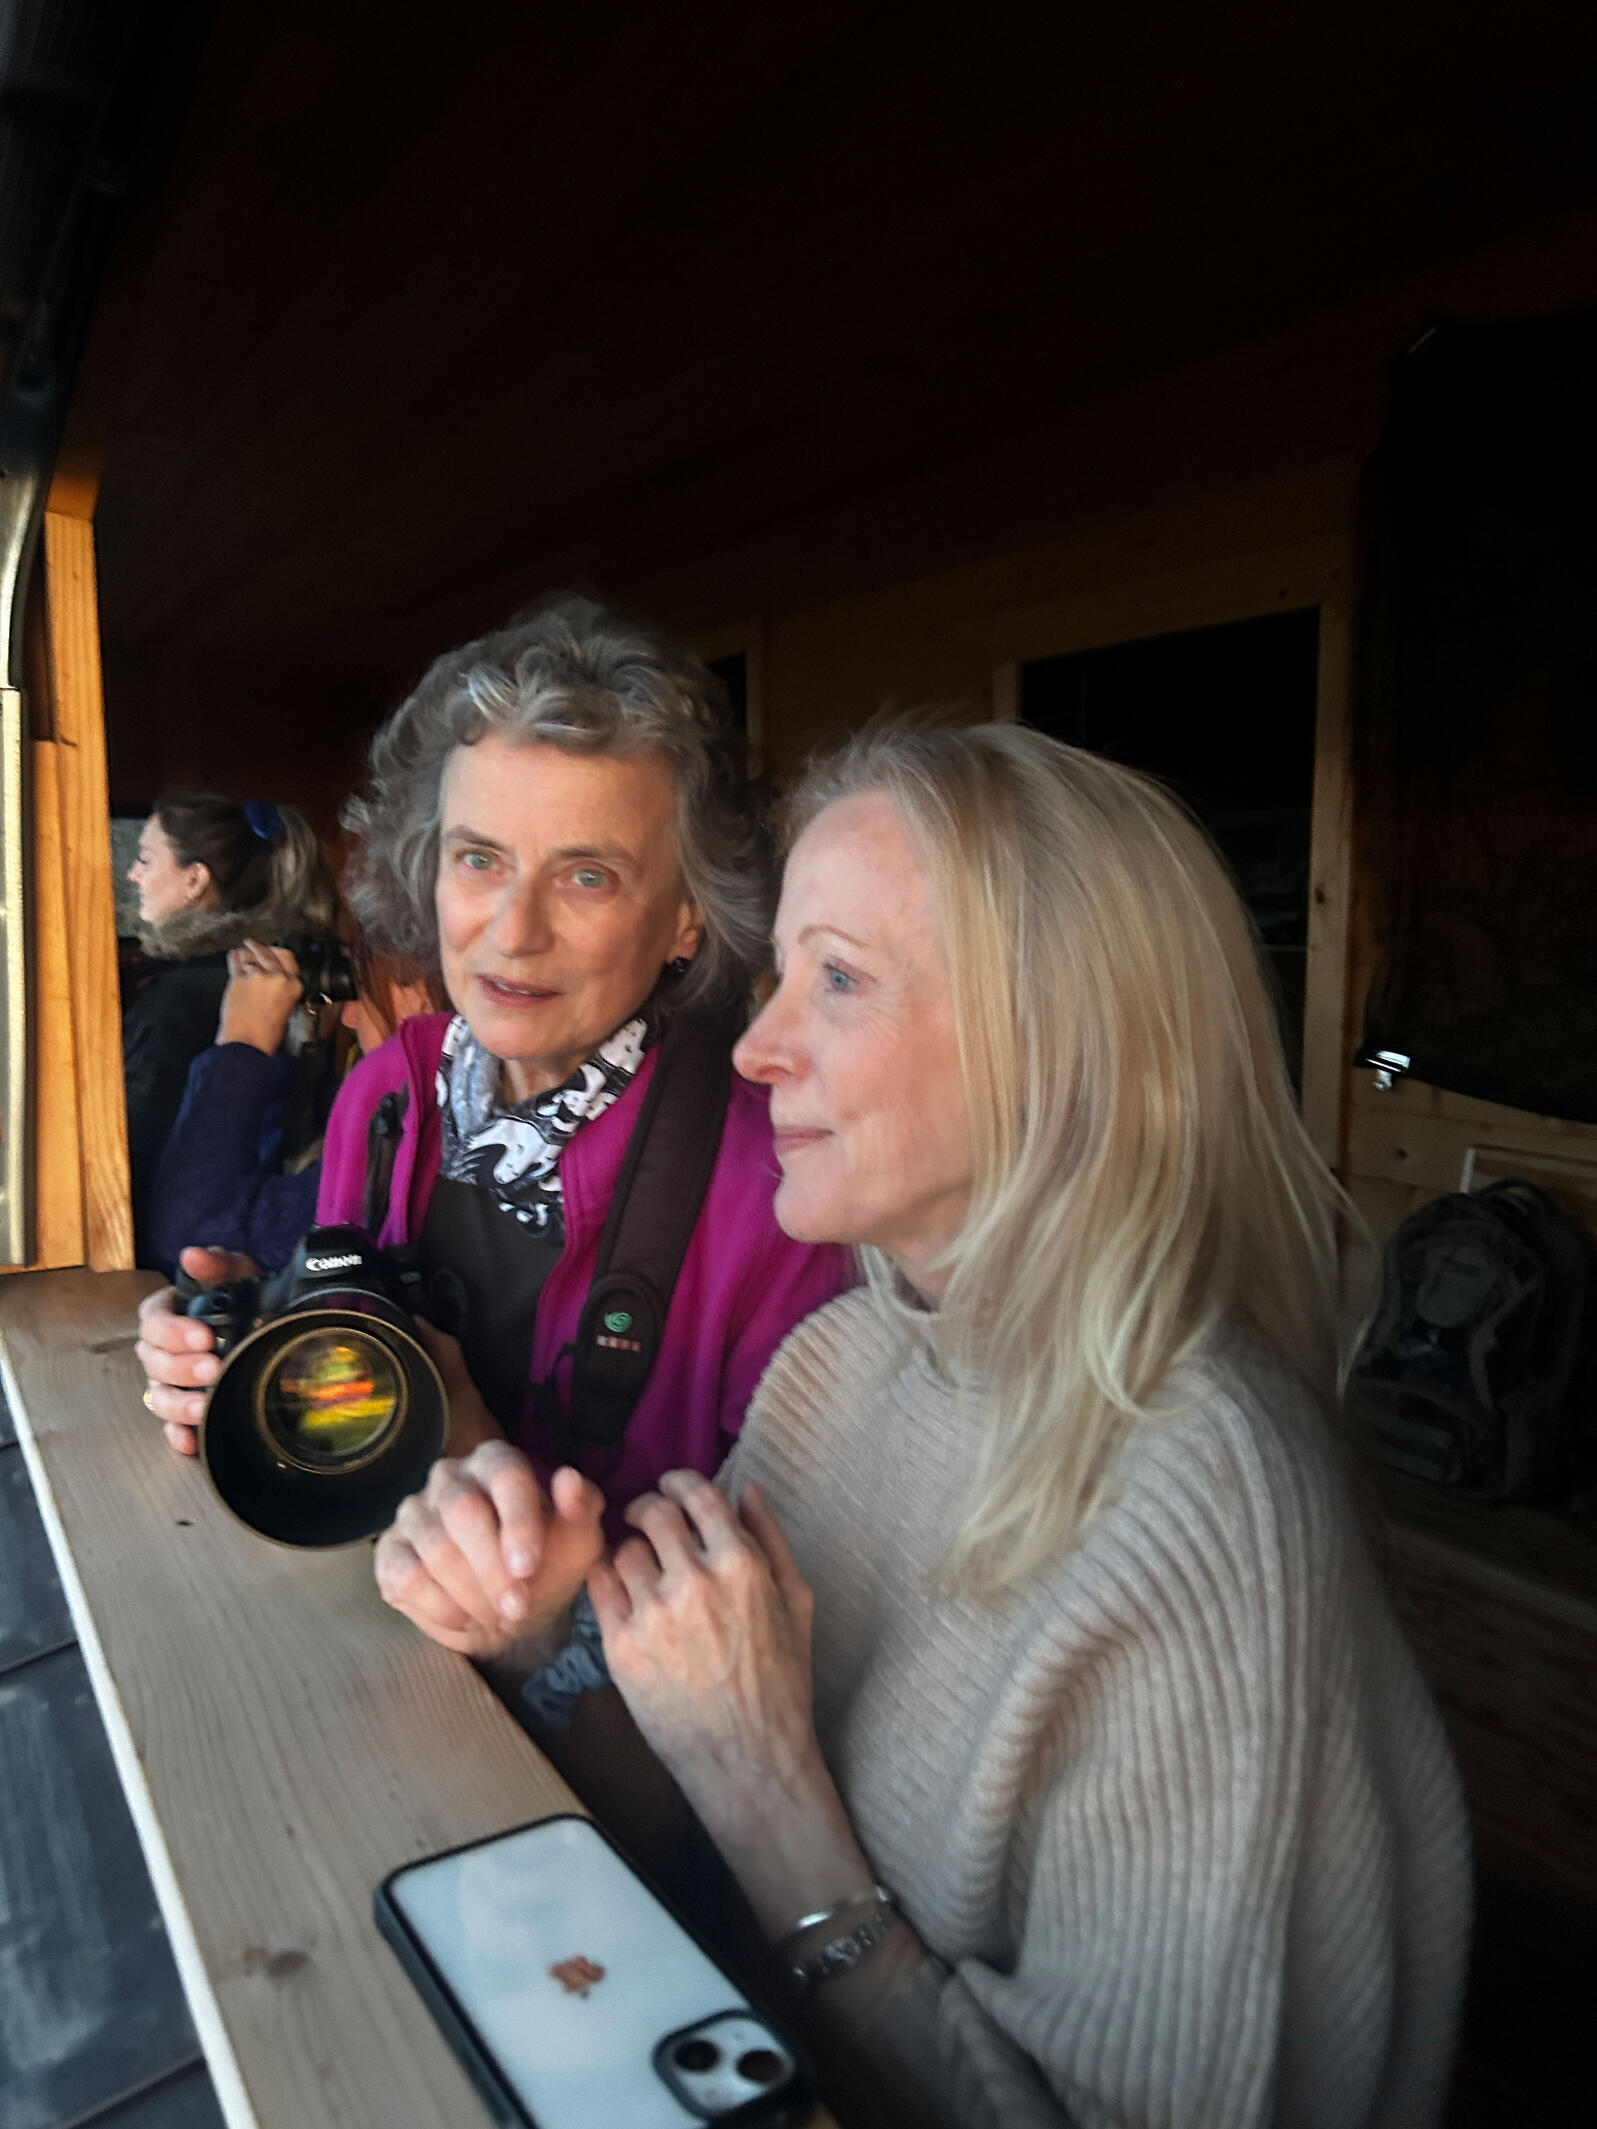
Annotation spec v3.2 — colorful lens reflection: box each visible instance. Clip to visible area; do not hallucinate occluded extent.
[260,1327,401,1465]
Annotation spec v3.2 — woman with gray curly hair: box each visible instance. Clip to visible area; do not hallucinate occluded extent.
[137,595,850,1650]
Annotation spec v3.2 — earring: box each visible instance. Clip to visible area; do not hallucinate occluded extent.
[667,956,692,976]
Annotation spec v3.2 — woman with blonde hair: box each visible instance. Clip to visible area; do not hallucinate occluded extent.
[444,718,1468,2128]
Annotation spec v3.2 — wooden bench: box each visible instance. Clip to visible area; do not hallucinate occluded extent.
[0,1269,834,2129]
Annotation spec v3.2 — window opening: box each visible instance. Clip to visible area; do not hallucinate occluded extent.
[1020,606,1320,1084]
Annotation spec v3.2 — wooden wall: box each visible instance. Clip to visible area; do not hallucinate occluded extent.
[1384,1479,1597,1900]
[666,448,1590,1233]
[1347,1076,1597,1245]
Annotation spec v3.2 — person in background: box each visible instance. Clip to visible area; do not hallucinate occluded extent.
[147,931,444,1275]
[391,719,1469,2129]
[123,795,337,1265]
[133,596,852,1566]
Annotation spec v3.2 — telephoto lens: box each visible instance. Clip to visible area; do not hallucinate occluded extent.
[178,1226,447,1546]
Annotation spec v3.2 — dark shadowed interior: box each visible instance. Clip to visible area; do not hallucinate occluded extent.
[78,0,1597,814]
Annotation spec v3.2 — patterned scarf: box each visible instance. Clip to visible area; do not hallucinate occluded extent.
[435,1011,649,1240]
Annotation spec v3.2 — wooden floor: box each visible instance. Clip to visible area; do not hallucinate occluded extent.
[0,1380,223,2129]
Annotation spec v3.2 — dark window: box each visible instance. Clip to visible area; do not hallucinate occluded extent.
[705,652,748,739]
[1021,607,1320,1081]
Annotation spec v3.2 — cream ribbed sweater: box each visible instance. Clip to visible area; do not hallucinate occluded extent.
[724,1292,1469,2129]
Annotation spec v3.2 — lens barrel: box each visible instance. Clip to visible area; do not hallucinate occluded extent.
[199,1286,446,1547]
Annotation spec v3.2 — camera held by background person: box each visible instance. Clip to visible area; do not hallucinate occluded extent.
[278,932,356,1006]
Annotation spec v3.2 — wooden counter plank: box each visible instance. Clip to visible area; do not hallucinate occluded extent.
[0,1270,837,2129]
[0,1270,581,2129]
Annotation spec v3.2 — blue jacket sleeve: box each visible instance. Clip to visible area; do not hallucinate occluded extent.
[147,1044,321,1275]
[519,1590,611,1732]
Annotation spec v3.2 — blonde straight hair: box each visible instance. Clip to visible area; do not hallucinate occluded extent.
[786,719,1350,1595]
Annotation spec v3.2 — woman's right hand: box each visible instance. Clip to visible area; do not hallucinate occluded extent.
[135,1244,260,1457]
[375,1442,606,1661]
[218,939,303,1055]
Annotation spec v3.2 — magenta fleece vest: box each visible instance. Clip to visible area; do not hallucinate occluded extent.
[316,1014,852,1532]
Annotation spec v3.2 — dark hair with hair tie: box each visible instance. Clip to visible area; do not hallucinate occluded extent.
[149,793,337,951]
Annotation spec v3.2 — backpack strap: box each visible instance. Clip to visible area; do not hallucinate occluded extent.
[557,1002,743,1452]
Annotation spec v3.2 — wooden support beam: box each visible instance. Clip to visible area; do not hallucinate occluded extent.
[40,491,132,1270]
[1299,566,1355,1172]
[2,462,132,1276]
[27,739,87,1267]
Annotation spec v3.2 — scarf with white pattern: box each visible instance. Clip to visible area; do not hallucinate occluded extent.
[435,1011,648,1240]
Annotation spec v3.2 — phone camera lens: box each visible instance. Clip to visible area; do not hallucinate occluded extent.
[736,2049,785,2086]
[673,2038,721,2073]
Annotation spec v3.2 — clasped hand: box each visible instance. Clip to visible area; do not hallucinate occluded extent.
[375,1442,606,1661]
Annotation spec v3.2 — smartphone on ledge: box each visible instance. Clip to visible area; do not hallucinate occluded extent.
[375,1813,812,2128]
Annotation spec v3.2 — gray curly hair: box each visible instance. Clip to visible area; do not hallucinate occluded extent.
[342,594,769,1012]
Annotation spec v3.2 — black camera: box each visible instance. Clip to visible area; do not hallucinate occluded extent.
[177,1225,447,1547]
[279,932,357,1004]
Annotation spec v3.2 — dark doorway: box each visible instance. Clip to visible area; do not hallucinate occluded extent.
[705,652,749,743]
[1020,606,1321,1082]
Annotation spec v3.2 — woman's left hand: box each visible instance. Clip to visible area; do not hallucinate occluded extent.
[589,1471,875,1935]
[590,1469,816,1783]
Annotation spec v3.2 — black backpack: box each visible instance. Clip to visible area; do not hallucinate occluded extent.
[1349,1178,1594,1501]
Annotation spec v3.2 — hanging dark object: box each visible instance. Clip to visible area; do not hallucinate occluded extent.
[1355,309,1597,1123]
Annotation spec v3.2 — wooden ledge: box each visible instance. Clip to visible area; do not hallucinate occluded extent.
[0,1270,834,2129]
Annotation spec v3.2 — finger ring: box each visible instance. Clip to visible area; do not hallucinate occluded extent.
[142,1386,156,1412]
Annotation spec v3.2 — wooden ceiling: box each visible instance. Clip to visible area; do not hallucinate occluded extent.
[81,0,1597,805]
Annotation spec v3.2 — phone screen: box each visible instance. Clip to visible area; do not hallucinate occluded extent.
[382,1816,799,2129]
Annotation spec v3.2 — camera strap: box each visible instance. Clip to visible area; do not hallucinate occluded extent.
[363,1086,409,1234]
[552,1001,743,1453]
[362,1006,742,1455]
